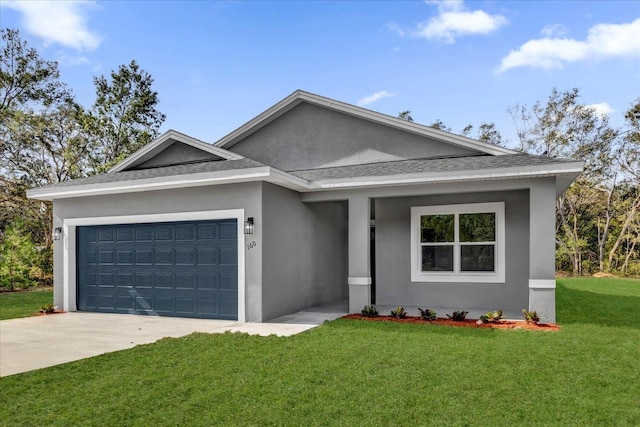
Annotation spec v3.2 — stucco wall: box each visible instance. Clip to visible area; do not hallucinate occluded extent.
[230,103,476,171]
[52,182,264,321]
[261,183,348,321]
[375,189,530,313]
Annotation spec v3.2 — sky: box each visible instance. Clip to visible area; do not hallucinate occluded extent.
[1,0,639,148]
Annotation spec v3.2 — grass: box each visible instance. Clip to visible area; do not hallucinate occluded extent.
[0,288,53,320]
[1,278,639,426]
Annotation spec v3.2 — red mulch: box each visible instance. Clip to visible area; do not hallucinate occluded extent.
[36,310,64,316]
[342,314,559,331]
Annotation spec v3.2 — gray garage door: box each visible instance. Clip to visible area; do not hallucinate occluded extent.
[77,219,238,320]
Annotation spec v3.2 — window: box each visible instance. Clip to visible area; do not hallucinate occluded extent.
[411,202,505,283]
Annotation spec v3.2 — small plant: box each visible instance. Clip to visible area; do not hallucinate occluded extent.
[38,304,58,314]
[522,309,540,324]
[390,306,407,319]
[479,309,503,323]
[446,310,468,321]
[361,305,379,317]
[417,307,437,321]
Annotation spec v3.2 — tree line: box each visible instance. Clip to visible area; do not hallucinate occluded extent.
[1,27,638,290]
[401,89,640,276]
[0,29,165,290]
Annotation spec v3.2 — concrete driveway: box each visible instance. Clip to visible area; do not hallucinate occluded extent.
[0,309,345,377]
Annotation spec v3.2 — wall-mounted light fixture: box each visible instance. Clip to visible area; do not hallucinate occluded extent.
[244,217,254,234]
[53,227,62,241]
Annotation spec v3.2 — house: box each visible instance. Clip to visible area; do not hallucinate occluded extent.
[27,90,583,323]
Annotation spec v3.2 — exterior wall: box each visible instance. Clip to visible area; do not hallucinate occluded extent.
[52,182,263,322]
[230,103,476,171]
[375,190,530,314]
[261,182,348,321]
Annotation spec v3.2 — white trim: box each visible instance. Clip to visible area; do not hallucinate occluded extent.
[214,90,518,156]
[410,202,505,283]
[62,209,246,322]
[110,130,243,173]
[529,279,556,289]
[311,164,584,190]
[348,276,372,286]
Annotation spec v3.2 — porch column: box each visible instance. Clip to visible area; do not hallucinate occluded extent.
[529,179,557,323]
[348,195,371,313]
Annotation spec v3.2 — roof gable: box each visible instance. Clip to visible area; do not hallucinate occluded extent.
[220,102,483,171]
[110,129,243,172]
[214,90,518,158]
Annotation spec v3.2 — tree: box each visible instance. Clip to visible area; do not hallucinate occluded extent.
[84,60,166,172]
[509,88,618,274]
[428,119,451,133]
[477,122,504,146]
[398,110,414,122]
[0,29,72,119]
[0,218,39,291]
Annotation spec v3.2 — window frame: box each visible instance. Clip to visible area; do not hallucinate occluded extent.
[410,202,505,283]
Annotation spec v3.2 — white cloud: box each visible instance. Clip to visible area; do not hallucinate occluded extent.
[541,24,567,38]
[56,55,91,67]
[410,0,507,43]
[586,102,614,117]
[498,18,640,72]
[357,91,394,107]
[2,0,101,51]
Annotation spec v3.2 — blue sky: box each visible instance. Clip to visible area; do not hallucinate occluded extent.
[2,0,639,148]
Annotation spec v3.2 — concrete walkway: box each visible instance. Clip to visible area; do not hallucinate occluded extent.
[0,308,346,377]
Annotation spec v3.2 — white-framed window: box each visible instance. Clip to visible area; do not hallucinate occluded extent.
[410,202,505,283]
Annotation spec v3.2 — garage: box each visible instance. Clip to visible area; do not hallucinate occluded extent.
[77,219,238,320]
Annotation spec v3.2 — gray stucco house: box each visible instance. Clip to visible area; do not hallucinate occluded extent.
[28,90,582,323]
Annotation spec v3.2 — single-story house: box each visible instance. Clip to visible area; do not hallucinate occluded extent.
[28,90,583,323]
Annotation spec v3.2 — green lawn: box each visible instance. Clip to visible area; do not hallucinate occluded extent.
[1,278,639,426]
[0,288,53,320]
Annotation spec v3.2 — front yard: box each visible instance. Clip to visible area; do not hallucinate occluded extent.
[0,288,53,320]
[0,278,638,426]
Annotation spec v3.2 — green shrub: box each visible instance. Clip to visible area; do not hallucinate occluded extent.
[446,310,468,321]
[38,304,57,314]
[479,309,503,323]
[361,305,379,317]
[417,307,437,321]
[390,306,407,319]
[522,309,540,324]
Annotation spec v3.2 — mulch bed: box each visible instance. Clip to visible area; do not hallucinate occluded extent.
[342,314,559,331]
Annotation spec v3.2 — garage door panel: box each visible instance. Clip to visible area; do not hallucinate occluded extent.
[175,273,195,289]
[155,273,173,289]
[220,222,237,239]
[197,248,219,265]
[99,251,114,264]
[154,225,173,241]
[197,223,218,239]
[197,273,218,289]
[78,219,238,320]
[116,227,134,242]
[220,248,237,265]
[155,297,174,313]
[176,249,195,265]
[136,226,153,241]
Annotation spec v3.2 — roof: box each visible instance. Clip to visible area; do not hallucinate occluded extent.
[213,90,518,157]
[26,91,583,201]
[27,151,583,201]
[289,154,571,181]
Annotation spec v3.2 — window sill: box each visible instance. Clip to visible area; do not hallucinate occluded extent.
[411,272,505,283]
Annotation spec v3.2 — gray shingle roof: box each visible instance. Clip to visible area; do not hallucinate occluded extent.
[34,158,267,190]
[288,154,574,181]
[31,152,579,195]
